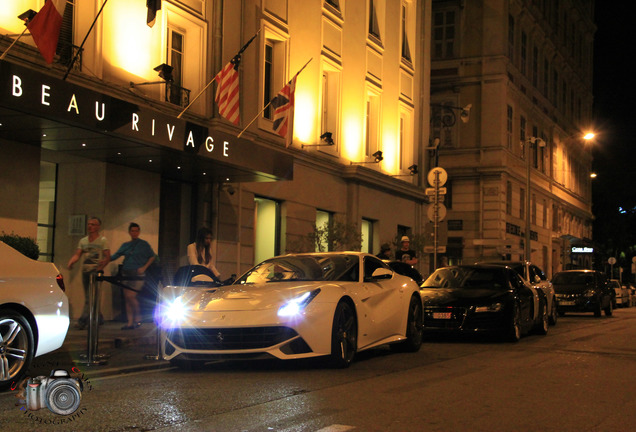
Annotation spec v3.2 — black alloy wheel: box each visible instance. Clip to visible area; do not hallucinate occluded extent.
[391,295,423,353]
[0,310,35,390]
[329,300,357,368]
[536,299,549,335]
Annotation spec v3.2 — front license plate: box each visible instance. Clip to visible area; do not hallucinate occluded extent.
[433,312,452,319]
[559,300,575,306]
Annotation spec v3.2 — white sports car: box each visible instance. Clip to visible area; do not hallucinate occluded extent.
[157,252,423,368]
[0,241,70,389]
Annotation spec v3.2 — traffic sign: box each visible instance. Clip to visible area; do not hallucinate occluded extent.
[427,167,448,187]
[424,246,446,253]
[608,257,617,265]
[425,187,447,196]
[427,203,447,222]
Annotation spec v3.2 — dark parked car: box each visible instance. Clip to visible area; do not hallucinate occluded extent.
[385,260,424,285]
[420,265,549,342]
[552,270,614,317]
[477,260,558,325]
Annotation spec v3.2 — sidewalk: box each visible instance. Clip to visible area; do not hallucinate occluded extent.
[32,321,172,379]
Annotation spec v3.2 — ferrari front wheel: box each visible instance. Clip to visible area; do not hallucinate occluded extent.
[328,300,357,368]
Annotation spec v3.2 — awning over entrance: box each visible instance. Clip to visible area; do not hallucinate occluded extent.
[0,60,293,183]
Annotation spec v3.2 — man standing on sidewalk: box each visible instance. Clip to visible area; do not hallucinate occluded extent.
[67,217,110,329]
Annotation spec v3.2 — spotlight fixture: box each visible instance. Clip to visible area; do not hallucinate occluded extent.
[130,63,174,88]
[392,164,418,177]
[301,132,336,148]
[350,150,383,165]
[18,9,37,23]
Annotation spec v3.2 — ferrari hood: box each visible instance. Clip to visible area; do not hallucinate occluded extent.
[420,287,511,307]
[172,282,327,312]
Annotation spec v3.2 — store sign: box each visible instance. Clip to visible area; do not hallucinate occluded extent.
[571,246,594,253]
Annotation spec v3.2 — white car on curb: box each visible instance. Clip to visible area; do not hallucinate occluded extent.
[0,241,70,390]
[610,279,630,307]
[157,252,423,369]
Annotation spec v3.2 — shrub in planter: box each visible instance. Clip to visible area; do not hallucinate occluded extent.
[0,233,40,260]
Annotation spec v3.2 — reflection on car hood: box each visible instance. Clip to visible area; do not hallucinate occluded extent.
[174,281,329,312]
[420,287,510,307]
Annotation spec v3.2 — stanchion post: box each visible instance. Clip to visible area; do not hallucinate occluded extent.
[144,281,163,361]
[77,272,109,366]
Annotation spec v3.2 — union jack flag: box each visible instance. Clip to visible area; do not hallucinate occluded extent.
[271,75,297,147]
[214,32,259,125]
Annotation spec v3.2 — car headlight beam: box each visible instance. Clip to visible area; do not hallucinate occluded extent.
[158,297,189,327]
[277,289,321,317]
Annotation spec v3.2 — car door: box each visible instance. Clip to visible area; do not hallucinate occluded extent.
[509,269,536,328]
[357,256,404,346]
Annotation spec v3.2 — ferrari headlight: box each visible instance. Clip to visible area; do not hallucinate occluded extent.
[158,297,188,327]
[474,303,503,313]
[278,289,321,317]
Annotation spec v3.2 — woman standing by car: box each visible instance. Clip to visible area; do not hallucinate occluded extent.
[109,223,156,330]
[187,227,221,280]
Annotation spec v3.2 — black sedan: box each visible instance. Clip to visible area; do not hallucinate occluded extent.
[420,265,549,341]
[552,270,614,317]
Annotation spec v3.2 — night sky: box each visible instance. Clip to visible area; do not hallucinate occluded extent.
[592,4,636,209]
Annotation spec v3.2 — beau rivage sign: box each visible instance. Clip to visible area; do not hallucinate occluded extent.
[0,60,290,176]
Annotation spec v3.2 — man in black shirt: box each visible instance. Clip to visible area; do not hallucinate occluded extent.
[395,236,418,266]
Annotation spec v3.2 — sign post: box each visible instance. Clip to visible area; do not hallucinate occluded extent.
[427,167,448,270]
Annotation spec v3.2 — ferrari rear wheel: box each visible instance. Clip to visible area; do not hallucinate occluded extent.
[0,309,35,390]
[391,295,423,353]
[328,300,357,368]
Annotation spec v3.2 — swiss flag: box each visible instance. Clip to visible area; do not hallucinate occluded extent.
[27,0,67,64]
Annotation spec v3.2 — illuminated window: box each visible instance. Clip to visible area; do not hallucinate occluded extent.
[401,2,411,62]
[361,219,374,254]
[506,181,512,215]
[37,162,58,262]
[316,210,333,252]
[261,31,287,122]
[321,64,341,149]
[365,89,380,157]
[433,9,455,59]
[369,0,381,41]
[254,197,281,264]
[506,105,513,150]
[167,28,184,106]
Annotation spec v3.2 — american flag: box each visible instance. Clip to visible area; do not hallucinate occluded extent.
[214,32,259,125]
[271,75,297,147]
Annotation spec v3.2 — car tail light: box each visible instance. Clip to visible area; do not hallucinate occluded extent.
[56,274,66,292]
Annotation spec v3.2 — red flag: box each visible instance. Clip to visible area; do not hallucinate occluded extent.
[27,0,67,64]
[214,33,259,125]
[214,58,240,125]
[147,0,162,28]
[271,76,297,148]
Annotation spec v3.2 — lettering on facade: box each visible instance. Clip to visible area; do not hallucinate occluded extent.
[8,72,230,159]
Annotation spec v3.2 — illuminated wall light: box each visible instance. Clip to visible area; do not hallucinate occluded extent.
[82,143,87,147]
[342,118,362,161]
[293,87,317,144]
[103,1,156,79]
[177,166,181,170]
[0,3,31,34]
[148,159,152,163]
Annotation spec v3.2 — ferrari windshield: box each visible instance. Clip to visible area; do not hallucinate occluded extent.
[552,272,595,285]
[422,266,509,290]
[235,254,360,284]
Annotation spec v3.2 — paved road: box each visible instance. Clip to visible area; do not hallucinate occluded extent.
[2,308,636,431]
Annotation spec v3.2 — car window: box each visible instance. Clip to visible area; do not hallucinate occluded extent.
[531,265,547,281]
[235,254,360,284]
[423,267,507,290]
[553,272,594,285]
[364,256,389,279]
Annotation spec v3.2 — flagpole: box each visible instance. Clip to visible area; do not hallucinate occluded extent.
[237,57,312,139]
[63,0,109,81]
[0,26,31,61]
[178,29,260,119]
